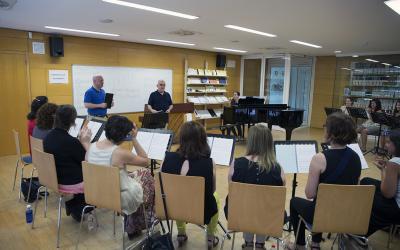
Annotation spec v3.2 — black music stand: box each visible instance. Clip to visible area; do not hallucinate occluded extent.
[347,107,368,126]
[142,112,169,129]
[365,112,391,156]
[324,107,342,116]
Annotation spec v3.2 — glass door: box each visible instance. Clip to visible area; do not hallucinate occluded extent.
[264,57,286,104]
[289,56,314,124]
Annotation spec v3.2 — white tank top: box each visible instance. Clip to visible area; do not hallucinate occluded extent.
[389,157,400,208]
[87,143,143,214]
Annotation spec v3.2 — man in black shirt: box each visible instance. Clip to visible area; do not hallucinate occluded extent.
[147,80,173,113]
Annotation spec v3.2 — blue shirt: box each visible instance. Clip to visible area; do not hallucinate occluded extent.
[148,91,173,112]
[84,86,107,116]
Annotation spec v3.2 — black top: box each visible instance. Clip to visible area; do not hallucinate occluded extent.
[148,91,173,112]
[161,152,217,224]
[320,147,361,185]
[43,128,86,185]
[231,157,283,186]
[225,157,283,217]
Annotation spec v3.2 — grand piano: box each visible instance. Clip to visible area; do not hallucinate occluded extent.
[222,98,304,140]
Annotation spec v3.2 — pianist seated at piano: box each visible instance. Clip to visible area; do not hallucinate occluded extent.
[340,97,353,115]
[230,91,240,106]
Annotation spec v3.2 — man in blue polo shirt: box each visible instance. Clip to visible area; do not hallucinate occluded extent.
[84,75,108,117]
[147,80,173,113]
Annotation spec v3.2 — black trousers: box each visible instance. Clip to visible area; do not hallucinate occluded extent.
[290,197,322,246]
[360,177,400,237]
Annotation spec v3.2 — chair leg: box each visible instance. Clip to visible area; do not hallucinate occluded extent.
[387,224,394,248]
[26,168,35,204]
[19,165,25,201]
[113,212,116,236]
[331,234,338,249]
[295,217,302,245]
[56,196,63,248]
[12,159,19,191]
[31,186,45,229]
[75,205,95,250]
[219,231,230,250]
[122,215,125,250]
[44,187,48,218]
[231,232,236,250]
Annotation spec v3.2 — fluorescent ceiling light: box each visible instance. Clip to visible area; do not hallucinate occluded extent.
[146,38,195,46]
[224,25,276,37]
[382,62,392,66]
[366,58,379,63]
[213,47,247,53]
[341,67,352,71]
[352,55,359,57]
[385,0,400,15]
[395,66,400,69]
[334,50,342,53]
[102,0,198,19]
[289,40,322,48]
[45,26,120,37]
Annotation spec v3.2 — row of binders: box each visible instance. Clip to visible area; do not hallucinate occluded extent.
[187,68,227,77]
[187,95,229,104]
[186,86,226,93]
[195,109,223,119]
[187,77,227,85]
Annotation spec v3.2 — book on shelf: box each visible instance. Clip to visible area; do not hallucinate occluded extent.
[195,109,213,119]
[187,68,197,75]
[197,69,205,75]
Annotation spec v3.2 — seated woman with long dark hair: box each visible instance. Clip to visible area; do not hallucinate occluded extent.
[287,112,361,250]
[161,121,220,249]
[32,103,58,140]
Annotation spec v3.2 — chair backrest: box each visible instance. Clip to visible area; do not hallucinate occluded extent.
[312,184,375,235]
[12,129,22,159]
[29,136,43,152]
[31,149,59,192]
[82,162,121,213]
[227,182,286,238]
[155,172,205,225]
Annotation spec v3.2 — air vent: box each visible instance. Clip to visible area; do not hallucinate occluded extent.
[0,0,17,10]
[169,29,201,36]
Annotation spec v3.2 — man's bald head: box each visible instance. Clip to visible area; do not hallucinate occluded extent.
[157,80,166,93]
[92,75,104,89]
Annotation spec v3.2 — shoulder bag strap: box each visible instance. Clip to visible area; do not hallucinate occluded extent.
[158,172,172,233]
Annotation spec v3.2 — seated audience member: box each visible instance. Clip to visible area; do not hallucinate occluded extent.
[26,96,48,156]
[340,97,353,115]
[357,98,383,152]
[225,123,285,250]
[360,129,400,239]
[230,91,240,106]
[287,112,361,250]
[380,99,400,149]
[86,115,152,238]
[161,121,220,249]
[43,105,92,222]
[32,103,58,140]
[393,100,400,118]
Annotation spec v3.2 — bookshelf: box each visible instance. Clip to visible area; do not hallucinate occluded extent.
[184,59,230,127]
[343,62,400,110]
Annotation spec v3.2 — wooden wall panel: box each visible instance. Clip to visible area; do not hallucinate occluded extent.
[0,28,241,156]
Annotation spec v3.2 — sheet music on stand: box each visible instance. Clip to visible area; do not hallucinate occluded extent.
[324,107,342,116]
[207,134,235,166]
[142,112,169,129]
[68,116,86,138]
[347,107,369,120]
[321,142,368,169]
[274,140,318,174]
[86,118,106,142]
[132,128,174,161]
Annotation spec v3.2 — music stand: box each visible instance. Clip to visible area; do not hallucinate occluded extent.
[142,112,169,129]
[347,107,368,124]
[324,107,342,116]
[365,112,391,156]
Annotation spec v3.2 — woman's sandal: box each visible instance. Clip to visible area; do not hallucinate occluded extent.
[207,236,219,249]
[241,241,253,249]
[255,242,266,249]
[177,234,188,247]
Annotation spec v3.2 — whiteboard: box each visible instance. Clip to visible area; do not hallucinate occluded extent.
[72,65,173,115]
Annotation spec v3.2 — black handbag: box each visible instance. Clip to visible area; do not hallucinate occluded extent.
[143,173,174,250]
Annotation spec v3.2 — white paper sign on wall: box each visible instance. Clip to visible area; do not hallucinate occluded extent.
[32,42,45,54]
[49,70,69,84]
[227,60,236,68]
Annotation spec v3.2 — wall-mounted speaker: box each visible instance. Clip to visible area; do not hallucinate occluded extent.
[216,54,226,68]
[49,36,64,57]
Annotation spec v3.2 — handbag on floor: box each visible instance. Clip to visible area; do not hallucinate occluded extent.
[143,173,174,250]
[21,177,42,203]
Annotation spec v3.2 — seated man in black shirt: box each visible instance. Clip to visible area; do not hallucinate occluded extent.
[147,80,173,113]
[43,105,92,221]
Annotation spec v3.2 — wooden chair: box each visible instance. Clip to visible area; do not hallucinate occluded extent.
[221,182,287,250]
[27,136,44,204]
[12,129,32,200]
[76,162,144,250]
[153,172,206,247]
[387,224,399,248]
[31,149,74,248]
[295,184,375,249]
